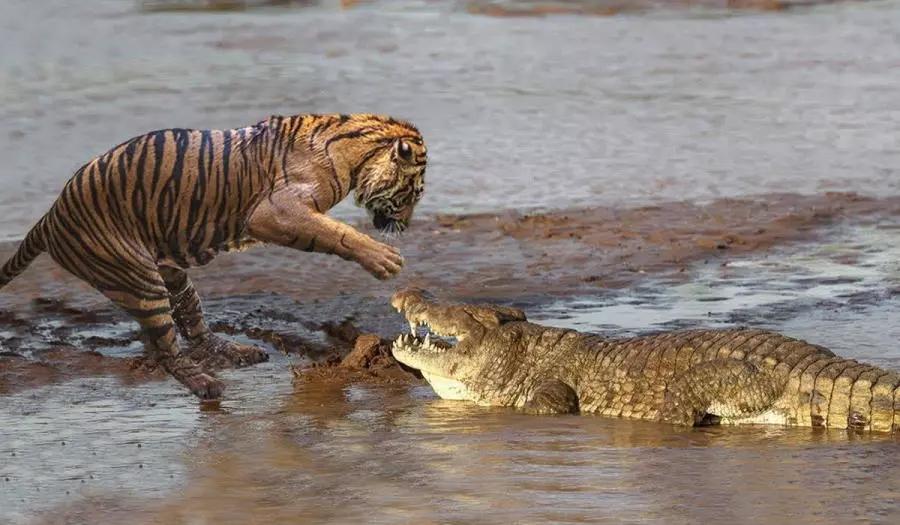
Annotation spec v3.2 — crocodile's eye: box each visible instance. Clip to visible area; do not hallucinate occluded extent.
[396,140,413,162]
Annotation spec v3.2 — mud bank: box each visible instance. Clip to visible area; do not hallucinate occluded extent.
[0,192,898,395]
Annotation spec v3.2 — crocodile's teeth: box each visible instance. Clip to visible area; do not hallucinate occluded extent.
[408,321,417,334]
[423,333,431,347]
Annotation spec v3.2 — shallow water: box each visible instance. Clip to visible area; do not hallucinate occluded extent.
[540,221,900,362]
[3,0,900,240]
[3,219,900,524]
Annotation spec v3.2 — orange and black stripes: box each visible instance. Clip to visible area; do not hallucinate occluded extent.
[0,215,48,288]
[0,113,426,399]
[1,114,419,296]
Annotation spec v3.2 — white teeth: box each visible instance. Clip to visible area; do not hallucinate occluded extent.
[409,321,417,334]
[394,328,455,355]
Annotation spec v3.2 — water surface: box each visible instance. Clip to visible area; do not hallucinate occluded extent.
[3,0,900,239]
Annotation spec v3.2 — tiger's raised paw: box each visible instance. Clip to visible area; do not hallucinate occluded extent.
[357,241,404,280]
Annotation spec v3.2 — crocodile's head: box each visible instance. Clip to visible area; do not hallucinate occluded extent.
[390,288,527,401]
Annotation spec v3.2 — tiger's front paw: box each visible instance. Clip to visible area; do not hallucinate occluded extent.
[358,241,404,280]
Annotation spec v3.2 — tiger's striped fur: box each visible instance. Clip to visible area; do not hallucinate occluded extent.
[0,113,427,399]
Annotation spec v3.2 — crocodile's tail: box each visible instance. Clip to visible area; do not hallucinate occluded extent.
[0,216,48,290]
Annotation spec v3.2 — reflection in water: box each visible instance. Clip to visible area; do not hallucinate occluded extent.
[5,225,900,524]
[16,372,899,524]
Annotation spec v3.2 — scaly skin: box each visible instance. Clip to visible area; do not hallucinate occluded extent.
[390,289,900,432]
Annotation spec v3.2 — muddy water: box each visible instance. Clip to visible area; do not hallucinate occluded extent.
[4,1,900,524]
[4,0,900,240]
[1,221,898,524]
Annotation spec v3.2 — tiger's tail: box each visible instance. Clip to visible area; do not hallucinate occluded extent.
[0,215,49,290]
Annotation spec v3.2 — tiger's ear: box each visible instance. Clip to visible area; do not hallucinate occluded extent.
[393,139,414,163]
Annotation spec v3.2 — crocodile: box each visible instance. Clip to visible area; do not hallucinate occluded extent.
[390,288,900,432]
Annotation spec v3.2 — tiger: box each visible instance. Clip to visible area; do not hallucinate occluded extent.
[0,113,427,399]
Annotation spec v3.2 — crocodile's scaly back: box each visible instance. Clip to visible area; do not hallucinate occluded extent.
[568,328,899,431]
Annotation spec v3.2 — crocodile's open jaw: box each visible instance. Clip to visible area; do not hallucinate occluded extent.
[390,288,474,400]
[391,331,472,401]
[389,287,527,401]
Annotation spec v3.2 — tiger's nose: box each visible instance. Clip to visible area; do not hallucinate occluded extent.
[396,207,414,223]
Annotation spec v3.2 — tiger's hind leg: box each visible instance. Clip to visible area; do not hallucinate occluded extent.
[160,266,269,369]
[46,242,223,399]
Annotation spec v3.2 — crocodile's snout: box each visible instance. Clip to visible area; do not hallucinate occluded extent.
[389,289,528,405]
[390,287,430,313]
[391,288,526,343]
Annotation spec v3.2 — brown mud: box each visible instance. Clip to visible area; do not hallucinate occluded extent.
[1,192,898,396]
[299,332,420,384]
[0,348,165,396]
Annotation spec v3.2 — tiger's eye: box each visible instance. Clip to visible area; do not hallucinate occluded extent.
[397,140,413,161]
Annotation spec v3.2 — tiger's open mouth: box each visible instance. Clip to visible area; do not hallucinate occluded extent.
[372,212,408,235]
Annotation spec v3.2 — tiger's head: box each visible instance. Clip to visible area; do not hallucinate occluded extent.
[353,132,427,235]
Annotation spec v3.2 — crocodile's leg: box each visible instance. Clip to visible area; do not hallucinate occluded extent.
[160,266,269,369]
[660,358,787,427]
[522,379,580,415]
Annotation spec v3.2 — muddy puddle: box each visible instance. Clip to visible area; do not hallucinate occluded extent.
[2,207,899,524]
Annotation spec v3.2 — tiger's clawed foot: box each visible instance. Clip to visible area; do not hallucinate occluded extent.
[187,334,270,370]
[180,371,225,400]
[357,240,404,280]
[164,356,225,400]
